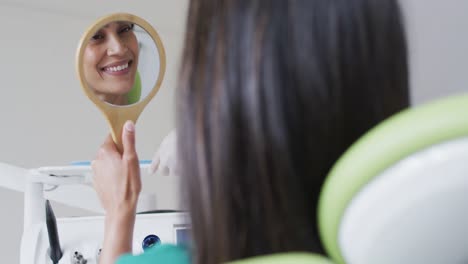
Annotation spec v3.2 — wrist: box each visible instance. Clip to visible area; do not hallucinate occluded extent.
[106,207,136,225]
[101,208,136,264]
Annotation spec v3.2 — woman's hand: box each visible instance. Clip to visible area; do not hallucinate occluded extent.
[93,120,141,215]
[92,120,141,264]
[149,129,178,176]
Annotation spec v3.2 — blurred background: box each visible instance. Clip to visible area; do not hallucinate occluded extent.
[0,0,467,262]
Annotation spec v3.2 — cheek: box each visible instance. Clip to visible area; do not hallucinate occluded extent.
[84,48,102,70]
[82,55,92,79]
[128,36,139,59]
[83,50,102,85]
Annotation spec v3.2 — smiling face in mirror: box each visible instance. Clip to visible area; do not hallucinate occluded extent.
[80,17,162,107]
[76,13,166,148]
[83,21,139,105]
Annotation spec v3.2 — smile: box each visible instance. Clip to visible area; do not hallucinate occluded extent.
[101,60,133,73]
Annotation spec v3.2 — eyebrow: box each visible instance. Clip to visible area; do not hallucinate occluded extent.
[103,21,131,28]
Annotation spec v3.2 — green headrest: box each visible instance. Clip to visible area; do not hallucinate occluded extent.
[227,253,335,264]
[127,71,142,104]
[318,94,468,264]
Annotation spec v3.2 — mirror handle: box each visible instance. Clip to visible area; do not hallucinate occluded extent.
[106,108,141,154]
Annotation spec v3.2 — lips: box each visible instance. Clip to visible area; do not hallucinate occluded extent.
[101,60,133,74]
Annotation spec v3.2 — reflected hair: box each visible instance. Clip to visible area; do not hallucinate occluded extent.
[177,0,409,263]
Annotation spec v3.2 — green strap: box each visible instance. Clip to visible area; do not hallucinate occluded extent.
[116,244,190,264]
[116,245,334,264]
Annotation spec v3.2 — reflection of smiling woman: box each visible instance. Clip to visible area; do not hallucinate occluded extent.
[83,22,139,105]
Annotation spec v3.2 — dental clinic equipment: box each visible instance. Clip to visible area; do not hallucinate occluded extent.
[0,161,188,264]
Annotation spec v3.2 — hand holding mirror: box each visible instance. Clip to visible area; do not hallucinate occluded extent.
[76,13,166,151]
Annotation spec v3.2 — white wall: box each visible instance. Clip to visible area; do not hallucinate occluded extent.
[403,0,468,104]
[0,0,467,262]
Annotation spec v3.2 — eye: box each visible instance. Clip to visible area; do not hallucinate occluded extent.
[119,23,135,34]
[90,32,104,42]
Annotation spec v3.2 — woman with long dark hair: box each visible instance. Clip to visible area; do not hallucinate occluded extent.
[92,0,410,263]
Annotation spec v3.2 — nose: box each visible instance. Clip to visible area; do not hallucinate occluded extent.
[106,34,128,56]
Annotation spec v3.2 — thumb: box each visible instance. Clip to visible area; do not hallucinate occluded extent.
[122,120,137,156]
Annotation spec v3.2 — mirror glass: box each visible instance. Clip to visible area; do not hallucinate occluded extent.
[82,20,160,106]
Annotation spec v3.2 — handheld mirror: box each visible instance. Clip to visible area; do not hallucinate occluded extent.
[76,13,166,151]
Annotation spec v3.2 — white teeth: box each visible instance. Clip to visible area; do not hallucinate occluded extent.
[105,62,129,72]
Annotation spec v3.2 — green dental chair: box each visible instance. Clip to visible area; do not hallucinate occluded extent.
[128,71,142,104]
[232,94,468,264]
[319,94,468,264]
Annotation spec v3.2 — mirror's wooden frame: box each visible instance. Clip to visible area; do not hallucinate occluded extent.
[76,13,166,151]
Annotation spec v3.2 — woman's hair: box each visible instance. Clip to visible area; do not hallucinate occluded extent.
[177,0,409,263]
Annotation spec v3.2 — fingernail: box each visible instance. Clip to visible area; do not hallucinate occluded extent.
[125,121,135,132]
